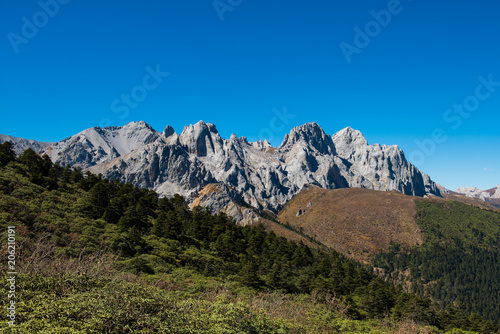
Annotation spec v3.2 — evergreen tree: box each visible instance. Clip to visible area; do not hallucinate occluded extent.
[0,141,16,166]
[81,181,110,219]
[18,148,46,184]
[152,211,181,239]
[239,256,262,288]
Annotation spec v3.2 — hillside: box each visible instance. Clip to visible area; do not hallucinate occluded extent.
[0,143,494,333]
[277,185,500,325]
[374,199,500,324]
[277,186,423,263]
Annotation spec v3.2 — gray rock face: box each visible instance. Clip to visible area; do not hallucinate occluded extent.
[191,183,261,226]
[332,127,440,196]
[43,121,160,168]
[42,120,441,223]
[0,134,52,156]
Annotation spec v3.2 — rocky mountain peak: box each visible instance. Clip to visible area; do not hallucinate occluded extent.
[251,139,272,150]
[456,185,500,200]
[163,125,176,138]
[331,126,439,197]
[0,134,52,155]
[130,120,152,129]
[162,125,180,146]
[453,185,500,209]
[494,185,500,198]
[455,186,479,193]
[43,121,160,168]
[179,121,223,157]
[279,122,335,155]
[332,126,368,156]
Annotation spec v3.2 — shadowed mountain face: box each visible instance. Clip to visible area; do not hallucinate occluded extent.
[6,120,441,224]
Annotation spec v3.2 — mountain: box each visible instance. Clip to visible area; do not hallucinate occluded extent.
[43,121,161,168]
[333,127,439,196]
[0,134,52,155]
[7,120,440,224]
[85,121,440,223]
[2,123,499,329]
[455,185,500,208]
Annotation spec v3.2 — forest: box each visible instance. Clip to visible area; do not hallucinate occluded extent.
[373,200,500,326]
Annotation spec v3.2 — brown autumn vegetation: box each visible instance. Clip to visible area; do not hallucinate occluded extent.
[277,187,423,263]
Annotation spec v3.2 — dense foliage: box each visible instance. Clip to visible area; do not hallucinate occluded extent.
[374,200,500,327]
[0,145,497,333]
[4,271,445,334]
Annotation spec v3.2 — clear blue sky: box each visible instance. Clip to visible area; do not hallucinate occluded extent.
[1,0,499,190]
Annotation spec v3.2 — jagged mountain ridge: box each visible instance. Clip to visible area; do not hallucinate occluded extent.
[33,120,440,224]
[0,134,52,156]
[333,127,437,197]
[44,121,161,168]
[456,185,500,200]
[455,185,500,208]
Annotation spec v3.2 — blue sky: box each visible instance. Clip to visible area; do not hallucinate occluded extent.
[1,0,499,190]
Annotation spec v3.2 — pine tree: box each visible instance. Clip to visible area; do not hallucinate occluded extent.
[18,148,47,185]
[152,211,181,239]
[0,141,16,166]
[239,256,262,288]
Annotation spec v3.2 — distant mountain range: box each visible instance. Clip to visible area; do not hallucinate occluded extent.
[1,121,497,220]
[0,134,52,155]
[454,185,500,208]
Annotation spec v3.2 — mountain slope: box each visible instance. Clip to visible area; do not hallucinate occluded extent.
[374,199,500,324]
[277,186,423,262]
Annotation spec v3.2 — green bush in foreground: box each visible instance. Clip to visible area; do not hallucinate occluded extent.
[0,274,289,334]
[1,273,459,334]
